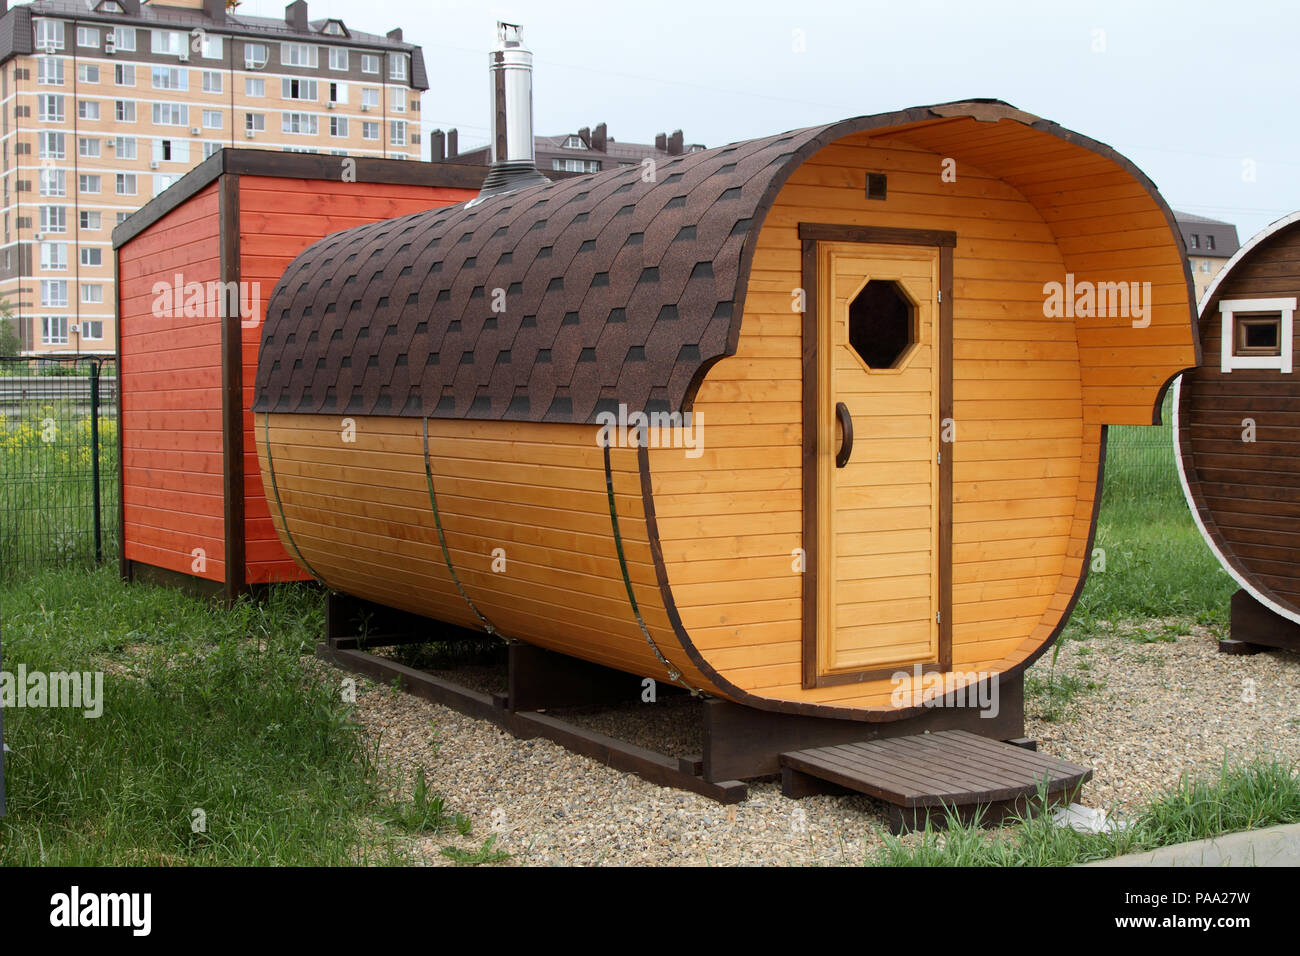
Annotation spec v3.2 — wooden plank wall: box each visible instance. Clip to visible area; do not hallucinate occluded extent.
[118,183,226,582]
[238,176,476,584]
[1179,221,1300,618]
[648,129,1093,710]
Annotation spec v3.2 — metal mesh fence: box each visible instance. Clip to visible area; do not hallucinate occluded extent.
[0,356,118,578]
[1101,393,1182,505]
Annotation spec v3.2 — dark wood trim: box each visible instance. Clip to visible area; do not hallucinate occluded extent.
[798,222,957,248]
[125,560,227,600]
[112,148,576,249]
[800,226,954,689]
[799,238,819,689]
[219,173,246,604]
[1229,588,1300,653]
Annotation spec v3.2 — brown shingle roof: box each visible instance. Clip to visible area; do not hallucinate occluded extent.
[252,99,1173,424]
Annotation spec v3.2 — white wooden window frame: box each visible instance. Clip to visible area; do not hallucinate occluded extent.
[1219,297,1294,373]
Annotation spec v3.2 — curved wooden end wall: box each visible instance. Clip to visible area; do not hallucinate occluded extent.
[256,413,719,691]
[1177,220,1300,624]
[647,120,1191,714]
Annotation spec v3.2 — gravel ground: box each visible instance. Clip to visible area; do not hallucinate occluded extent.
[344,620,1300,865]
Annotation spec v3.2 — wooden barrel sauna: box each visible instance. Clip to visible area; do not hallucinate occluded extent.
[254,99,1198,720]
[1175,212,1300,649]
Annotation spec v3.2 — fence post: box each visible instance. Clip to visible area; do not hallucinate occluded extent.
[90,359,102,565]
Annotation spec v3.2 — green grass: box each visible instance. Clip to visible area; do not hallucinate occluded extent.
[867,758,1300,866]
[1065,398,1235,634]
[0,567,479,865]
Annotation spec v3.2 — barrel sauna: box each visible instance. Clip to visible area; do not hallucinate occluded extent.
[254,99,1197,720]
[1175,212,1300,652]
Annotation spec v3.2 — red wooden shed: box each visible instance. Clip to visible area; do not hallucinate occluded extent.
[112,150,488,600]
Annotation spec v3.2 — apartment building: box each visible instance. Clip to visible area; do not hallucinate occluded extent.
[0,0,428,355]
[1174,210,1241,303]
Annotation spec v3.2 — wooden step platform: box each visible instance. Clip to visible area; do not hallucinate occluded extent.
[780,730,1091,833]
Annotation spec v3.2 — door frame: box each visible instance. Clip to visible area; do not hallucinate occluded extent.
[798,222,955,689]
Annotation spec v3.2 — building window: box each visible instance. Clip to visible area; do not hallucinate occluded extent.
[42,316,69,345]
[38,94,65,122]
[113,136,137,159]
[78,100,100,121]
[152,102,188,126]
[80,320,104,340]
[329,116,348,137]
[281,112,318,135]
[116,212,130,226]
[35,20,65,52]
[1207,235,1216,251]
[389,54,408,81]
[563,135,587,149]
[153,174,183,197]
[39,168,66,197]
[281,43,318,68]
[389,120,407,146]
[38,58,65,85]
[80,210,102,231]
[1189,234,1199,249]
[40,242,67,270]
[362,121,378,140]
[41,280,69,308]
[329,82,347,104]
[244,43,268,70]
[1200,260,1211,273]
[112,27,137,52]
[81,284,104,304]
[361,53,379,74]
[361,88,379,110]
[329,47,349,70]
[245,77,265,97]
[78,137,100,158]
[115,63,135,86]
[282,77,318,101]
[78,63,100,84]
[390,91,405,113]
[323,21,347,37]
[77,26,100,48]
[40,206,67,233]
[203,142,222,159]
[78,174,101,194]
[202,70,222,93]
[81,248,102,268]
[152,66,188,91]
[1220,298,1296,374]
[552,158,600,173]
[245,112,265,133]
[151,30,186,56]
[115,173,137,196]
[202,109,223,129]
[201,35,223,59]
[38,131,65,159]
[153,139,189,163]
[115,100,136,122]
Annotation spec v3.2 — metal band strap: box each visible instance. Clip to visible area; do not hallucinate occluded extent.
[262,414,323,583]
[422,417,503,640]
[602,432,695,692]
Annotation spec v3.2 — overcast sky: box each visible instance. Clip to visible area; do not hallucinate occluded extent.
[233,0,1299,240]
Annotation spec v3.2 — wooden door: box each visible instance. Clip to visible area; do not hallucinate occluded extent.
[812,241,947,681]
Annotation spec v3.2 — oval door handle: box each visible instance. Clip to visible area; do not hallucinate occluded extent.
[835,401,853,468]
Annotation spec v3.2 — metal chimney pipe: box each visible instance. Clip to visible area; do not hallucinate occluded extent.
[478,22,548,198]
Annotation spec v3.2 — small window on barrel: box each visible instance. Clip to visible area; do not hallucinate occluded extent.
[1234,313,1283,357]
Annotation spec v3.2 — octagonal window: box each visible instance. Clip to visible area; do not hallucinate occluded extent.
[848,279,916,370]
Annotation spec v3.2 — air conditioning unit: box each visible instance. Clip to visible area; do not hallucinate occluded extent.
[70,323,80,334]
[360,103,370,112]
[105,37,116,55]
[149,160,160,169]
[34,232,43,241]
[190,127,201,135]
[326,101,335,109]
[106,139,115,148]
[178,51,189,62]
[41,42,58,55]
[245,130,255,139]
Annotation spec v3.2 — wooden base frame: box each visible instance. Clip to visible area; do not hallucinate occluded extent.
[318,591,1031,807]
[1225,589,1300,654]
